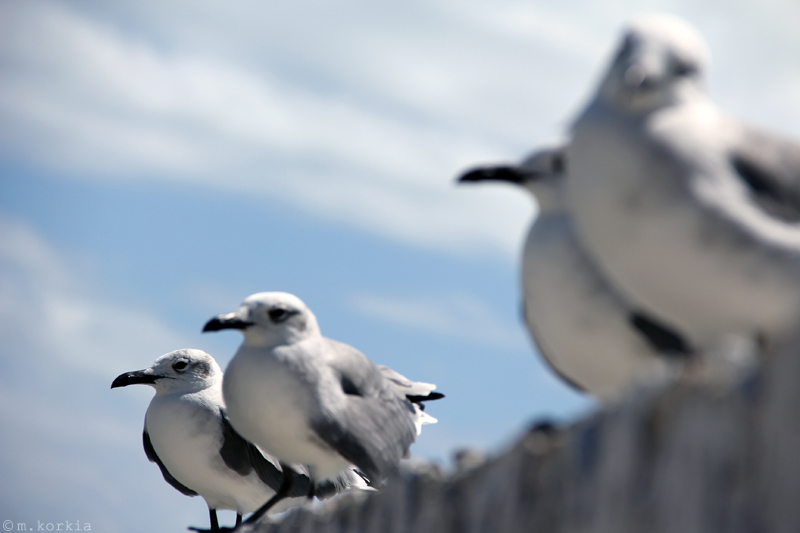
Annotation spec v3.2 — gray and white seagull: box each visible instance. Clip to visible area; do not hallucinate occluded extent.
[563,14,800,360]
[203,291,443,528]
[458,146,690,400]
[112,349,366,532]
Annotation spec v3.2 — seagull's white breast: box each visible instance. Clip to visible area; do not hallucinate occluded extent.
[223,346,351,480]
[522,212,677,399]
[145,390,275,514]
[566,101,800,347]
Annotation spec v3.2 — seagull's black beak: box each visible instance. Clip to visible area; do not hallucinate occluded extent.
[111,370,159,389]
[203,314,253,333]
[457,166,528,185]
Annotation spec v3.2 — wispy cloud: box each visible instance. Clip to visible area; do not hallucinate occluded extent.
[3,1,796,260]
[0,216,201,531]
[0,1,542,259]
[350,290,529,351]
[0,216,191,377]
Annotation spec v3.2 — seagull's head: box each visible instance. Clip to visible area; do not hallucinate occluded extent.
[111,349,221,395]
[457,147,566,214]
[203,291,320,348]
[598,14,710,114]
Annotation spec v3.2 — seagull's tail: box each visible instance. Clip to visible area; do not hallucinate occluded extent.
[377,365,444,435]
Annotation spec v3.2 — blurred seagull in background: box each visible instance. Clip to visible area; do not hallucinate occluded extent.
[203,292,443,529]
[458,146,691,400]
[563,14,800,367]
[112,349,366,533]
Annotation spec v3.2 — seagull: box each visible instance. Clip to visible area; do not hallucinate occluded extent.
[458,147,690,400]
[562,14,800,361]
[111,349,367,532]
[203,292,443,528]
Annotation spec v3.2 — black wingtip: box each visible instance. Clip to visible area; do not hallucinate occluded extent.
[407,392,445,403]
[630,311,694,356]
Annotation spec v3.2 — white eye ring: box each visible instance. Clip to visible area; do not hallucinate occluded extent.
[173,360,189,371]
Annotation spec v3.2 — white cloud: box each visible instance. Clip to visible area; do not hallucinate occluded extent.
[0,0,542,258]
[0,216,203,531]
[0,0,798,261]
[0,216,191,378]
[350,290,529,351]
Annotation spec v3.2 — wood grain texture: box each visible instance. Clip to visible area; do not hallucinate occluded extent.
[253,334,800,532]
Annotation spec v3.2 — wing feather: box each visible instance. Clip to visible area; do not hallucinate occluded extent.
[310,339,418,485]
[142,429,198,497]
[731,125,800,222]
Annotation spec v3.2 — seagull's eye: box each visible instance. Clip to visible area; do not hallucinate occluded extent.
[173,361,189,372]
[615,35,635,61]
[673,61,696,77]
[268,308,290,323]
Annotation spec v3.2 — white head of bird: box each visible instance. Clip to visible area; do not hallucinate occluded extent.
[203,292,321,349]
[598,14,710,114]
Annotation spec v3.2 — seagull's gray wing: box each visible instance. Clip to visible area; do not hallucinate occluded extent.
[310,339,417,486]
[142,429,198,497]
[218,410,312,498]
[313,468,370,500]
[730,125,800,222]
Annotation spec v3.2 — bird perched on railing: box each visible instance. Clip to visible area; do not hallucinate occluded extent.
[458,146,690,400]
[562,14,800,369]
[112,349,366,532]
[203,292,443,529]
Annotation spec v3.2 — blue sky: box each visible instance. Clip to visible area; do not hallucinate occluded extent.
[1,1,798,531]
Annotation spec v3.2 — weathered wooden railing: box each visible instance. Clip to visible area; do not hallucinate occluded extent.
[255,334,800,532]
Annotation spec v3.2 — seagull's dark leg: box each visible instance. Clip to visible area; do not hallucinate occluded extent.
[240,465,295,527]
[190,468,294,531]
[186,508,222,532]
[305,476,318,505]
